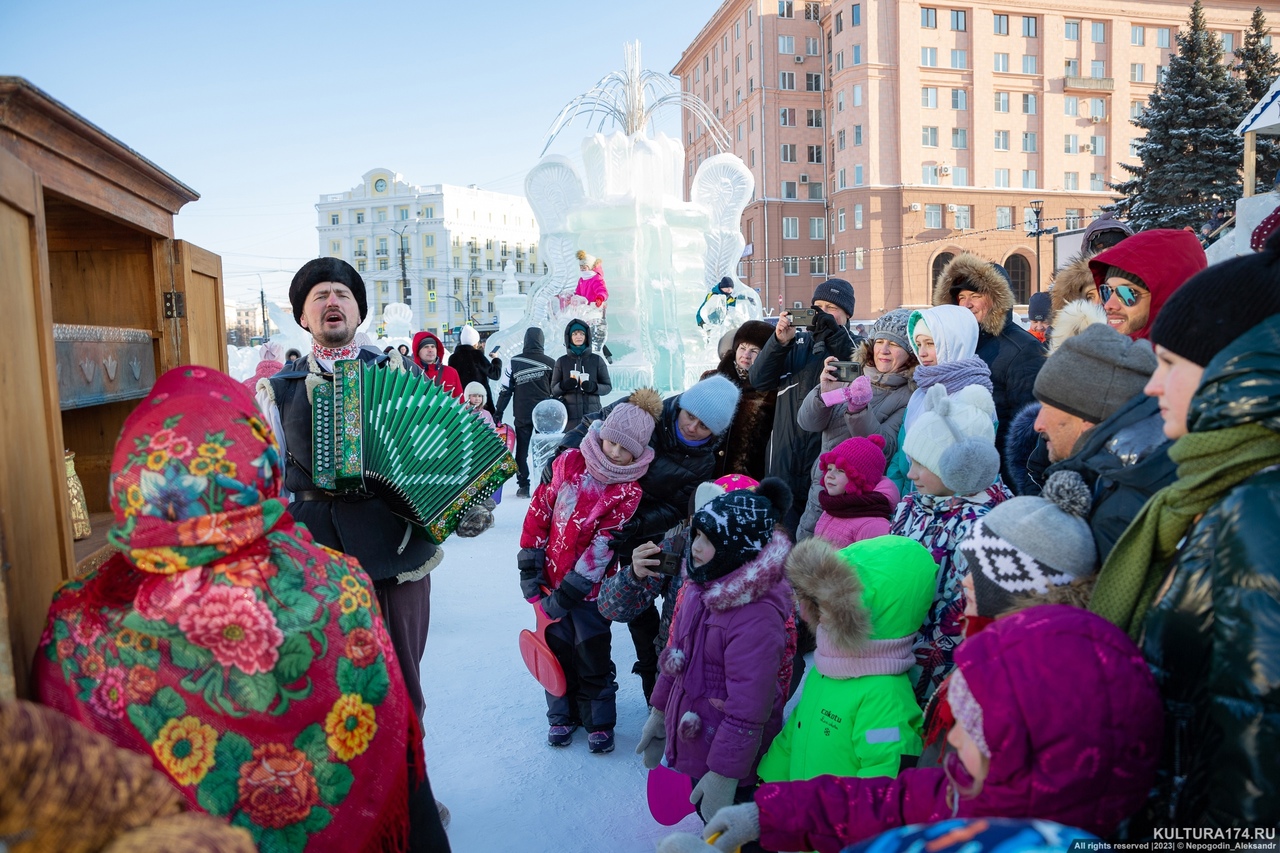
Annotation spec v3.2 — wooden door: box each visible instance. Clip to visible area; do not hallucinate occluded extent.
[173,240,227,372]
[0,148,75,697]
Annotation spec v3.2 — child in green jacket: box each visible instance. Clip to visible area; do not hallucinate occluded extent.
[757,535,935,782]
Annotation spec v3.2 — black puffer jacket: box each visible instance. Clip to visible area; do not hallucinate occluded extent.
[494,327,555,428]
[551,318,612,424]
[1138,315,1280,829]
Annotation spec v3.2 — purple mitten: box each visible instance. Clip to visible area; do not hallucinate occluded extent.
[844,375,874,412]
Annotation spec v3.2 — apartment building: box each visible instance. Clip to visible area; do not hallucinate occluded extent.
[316,170,541,341]
[675,0,1262,315]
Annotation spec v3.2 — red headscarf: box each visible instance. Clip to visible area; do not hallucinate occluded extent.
[35,365,421,852]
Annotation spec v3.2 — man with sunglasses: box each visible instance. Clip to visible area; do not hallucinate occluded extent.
[1087,229,1207,340]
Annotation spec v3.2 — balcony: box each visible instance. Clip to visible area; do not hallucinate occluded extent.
[1064,76,1114,91]
[375,249,388,256]
[353,250,367,257]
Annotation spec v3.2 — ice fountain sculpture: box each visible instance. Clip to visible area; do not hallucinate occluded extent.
[482,41,760,395]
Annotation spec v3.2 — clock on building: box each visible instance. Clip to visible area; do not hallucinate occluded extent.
[374,178,387,192]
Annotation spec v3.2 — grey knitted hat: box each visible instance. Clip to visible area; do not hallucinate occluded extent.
[678,374,741,435]
[1033,323,1156,423]
[961,470,1098,617]
[868,308,912,351]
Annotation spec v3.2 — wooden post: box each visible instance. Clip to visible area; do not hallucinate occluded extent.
[1244,131,1257,198]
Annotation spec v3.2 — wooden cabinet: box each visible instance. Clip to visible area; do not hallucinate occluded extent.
[0,77,226,698]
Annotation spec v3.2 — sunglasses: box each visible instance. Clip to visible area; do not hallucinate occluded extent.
[1100,284,1145,307]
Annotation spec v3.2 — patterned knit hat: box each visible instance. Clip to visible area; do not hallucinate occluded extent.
[599,389,663,460]
[868,308,912,351]
[818,435,888,493]
[677,374,741,435]
[689,477,791,583]
[961,471,1098,617]
[902,384,999,495]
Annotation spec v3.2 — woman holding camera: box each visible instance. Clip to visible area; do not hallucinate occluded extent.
[794,309,917,541]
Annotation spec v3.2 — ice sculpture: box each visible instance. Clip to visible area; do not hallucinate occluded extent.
[529,398,569,476]
[483,42,760,396]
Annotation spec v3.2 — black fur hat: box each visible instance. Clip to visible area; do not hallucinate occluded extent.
[289,257,368,324]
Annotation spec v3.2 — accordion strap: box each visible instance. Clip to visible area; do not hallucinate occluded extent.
[293,489,375,503]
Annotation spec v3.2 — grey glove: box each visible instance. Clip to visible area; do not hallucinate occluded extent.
[635,707,667,770]
[689,770,738,822]
[656,833,712,853]
[702,802,761,852]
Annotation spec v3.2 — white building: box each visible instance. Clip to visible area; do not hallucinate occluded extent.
[316,169,542,343]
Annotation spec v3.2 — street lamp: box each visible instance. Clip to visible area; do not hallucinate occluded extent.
[1026,199,1057,294]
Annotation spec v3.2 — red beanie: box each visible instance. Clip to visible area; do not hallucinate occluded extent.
[818,434,888,493]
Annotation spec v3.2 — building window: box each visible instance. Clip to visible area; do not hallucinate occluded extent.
[852,3,861,25]
[952,88,967,110]
[994,130,1010,150]
[838,168,847,188]
[853,84,863,106]
[994,53,1010,72]
[854,204,864,228]
[922,47,938,66]
[780,108,796,126]
[1090,135,1106,156]
[779,35,795,54]
[838,208,846,231]
[952,128,968,148]
[377,209,387,222]
[925,204,943,228]
[1131,100,1144,119]
[835,50,845,70]
[1130,63,1145,82]
[783,256,799,275]
[951,10,966,31]
[1022,54,1037,74]
[1065,58,1079,76]
[923,165,940,185]
[1066,209,1083,229]
[782,181,798,198]
[954,205,972,228]
[954,166,969,185]
[995,91,1009,112]
[855,248,865,270]
[783,217,799,239]
[810,217,825,239]
[330,213,339,225]
[806,109,824,127]
[1023,93,1037,114]
[1005,254,1031,303]
[779,71,796,89]
[1156,65,1168,83]
[995,168,1010,187]
[805,1,820,20]
[1092,22,1106,42]
[922,7,937,28]
[808,144,823,163]
[996,206,1013,229]
[399,208,409,220]
[1091,60,1106,78]
[1065,134,1079,154]
[807,36,821,55]
[779,1,793,17]
[809,183,825,199]
[810,255,827,275]
[922,87,938,108]
[356,212,365,224]
[1022,16,1037,37]
[839,250,847,271]
[852,44,862,64]
[1022,132,1037,152]
[1156,27,1170,48]
[1131,25,1144,46]
[837,90,846,115]
[806,72,823,91]
[854,164,865,185]
[1065,96,1079,116]
[1064,171,1080,190]
[1065,20,1080,41]
[854,124,863,145]
[1090,98,1106,119]
[837,128,846,150]
[834,12,843,33]
[1091,172,1105,191]
[951,49,967,69]
[923,126,939,146]
[1022,169,1038,188]
[379,258,389,270]
[781,143,797,162]
[330,240,341,254]
[994,13,1008,35]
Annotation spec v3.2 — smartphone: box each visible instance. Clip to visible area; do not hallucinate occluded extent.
[789,308,817,328]
[656,551,683,576]
[830,361,860,382]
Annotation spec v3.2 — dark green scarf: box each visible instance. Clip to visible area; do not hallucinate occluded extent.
[1090,422,1280,639]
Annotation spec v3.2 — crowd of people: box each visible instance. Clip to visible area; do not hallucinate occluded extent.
[11,217,1280,852]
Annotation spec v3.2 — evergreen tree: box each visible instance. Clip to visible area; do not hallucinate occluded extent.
[1113,0,1250,230]
[1235,6,1280,192]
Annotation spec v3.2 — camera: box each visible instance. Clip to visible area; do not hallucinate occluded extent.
[789,308,817,328]
[656,551,683,576]
[830,361,860,383]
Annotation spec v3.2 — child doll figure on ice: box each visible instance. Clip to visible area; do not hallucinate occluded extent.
[556,250,609,352]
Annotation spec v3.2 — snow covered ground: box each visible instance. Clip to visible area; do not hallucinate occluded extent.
[422,482,707,852]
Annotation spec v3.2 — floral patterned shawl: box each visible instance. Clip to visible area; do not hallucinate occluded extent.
[35,366,422,853]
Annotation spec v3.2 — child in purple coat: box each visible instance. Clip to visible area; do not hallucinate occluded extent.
[813,434,900,549]
[636,479,794,823]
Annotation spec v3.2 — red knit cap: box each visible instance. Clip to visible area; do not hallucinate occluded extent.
[818,434,888,493]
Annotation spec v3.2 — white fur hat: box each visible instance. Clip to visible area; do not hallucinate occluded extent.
[460,325,480,346]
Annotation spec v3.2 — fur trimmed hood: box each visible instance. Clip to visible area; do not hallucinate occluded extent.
[785,536,936,651]
[699,530,792,612]
[1050,253,1099,318]
[1048,299,1108,356]
[933,253,1014,337]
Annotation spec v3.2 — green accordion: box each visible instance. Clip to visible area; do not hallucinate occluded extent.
[312,358,516,543]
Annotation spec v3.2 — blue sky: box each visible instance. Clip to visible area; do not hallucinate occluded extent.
[2,0,722,304]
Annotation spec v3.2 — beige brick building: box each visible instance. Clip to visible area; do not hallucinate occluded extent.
[674,0,1263,317]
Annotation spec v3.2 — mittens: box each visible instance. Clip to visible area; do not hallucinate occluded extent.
[560,376,579,392]
[689,770,738,821]
[844,375,874,412]
[517,548,547,600]
[702,802,761,852]
[636,707,667,769]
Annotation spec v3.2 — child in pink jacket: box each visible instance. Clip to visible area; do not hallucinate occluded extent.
[813,434,900,549]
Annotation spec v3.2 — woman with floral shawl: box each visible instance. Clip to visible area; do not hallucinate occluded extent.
[34,365,449,852]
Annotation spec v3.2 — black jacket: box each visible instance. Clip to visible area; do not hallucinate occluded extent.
[1138,316,1280,829]
[495,327,555,428]
[448,343,501,416]
[747,314,854,533]
[551,320,612,425]
[1047,393,1175,564]
[975,314,1045,481]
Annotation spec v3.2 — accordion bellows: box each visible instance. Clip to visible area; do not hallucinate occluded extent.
[313,359,517,543]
